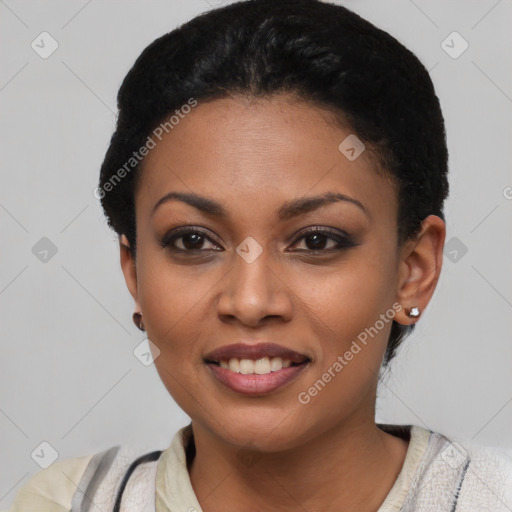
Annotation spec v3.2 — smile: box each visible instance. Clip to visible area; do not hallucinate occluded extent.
[215,356,296,375]
[204,343,311,395]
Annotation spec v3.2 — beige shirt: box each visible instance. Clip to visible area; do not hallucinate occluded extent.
[7,424,431,512]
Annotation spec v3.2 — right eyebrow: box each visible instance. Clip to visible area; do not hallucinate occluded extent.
[276,192,370,221]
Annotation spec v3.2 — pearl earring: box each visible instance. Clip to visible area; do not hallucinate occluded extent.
[405,306,420,318]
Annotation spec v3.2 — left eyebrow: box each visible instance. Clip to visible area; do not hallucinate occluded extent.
[277,192,369,221]
[151,191,369,220]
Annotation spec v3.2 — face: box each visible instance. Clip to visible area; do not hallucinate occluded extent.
[121,94,436,452]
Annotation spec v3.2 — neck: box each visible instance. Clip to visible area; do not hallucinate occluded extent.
[188,417,409,512]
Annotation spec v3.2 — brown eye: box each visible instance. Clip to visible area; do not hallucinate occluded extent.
[160,228,221,252]
[177,232,207,250]
[300,232,336,251]
[290,227,356,253]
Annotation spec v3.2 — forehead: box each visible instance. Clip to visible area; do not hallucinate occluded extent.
[135,94,397,222]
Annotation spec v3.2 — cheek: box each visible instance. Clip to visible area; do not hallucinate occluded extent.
[289,247,399,400]
[136,256,213,412]
[297,251,396,336]
[291,264,397,423]
[135,250,217,359]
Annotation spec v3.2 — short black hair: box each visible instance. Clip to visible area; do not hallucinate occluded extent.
[98,0,449,366]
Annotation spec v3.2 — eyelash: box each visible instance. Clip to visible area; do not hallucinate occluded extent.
[159,226,357,255]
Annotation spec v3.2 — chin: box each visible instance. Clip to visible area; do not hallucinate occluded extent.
[199,410,314,453]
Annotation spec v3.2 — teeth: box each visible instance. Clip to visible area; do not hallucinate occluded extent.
[270,356,283,372]
[228,358,240,373]
[239,359,254,374]
[218,356,295,374]
[254,357,270,375]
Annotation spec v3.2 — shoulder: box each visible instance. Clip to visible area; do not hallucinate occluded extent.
[7,444,157,512]
[436,429,512,479]
[410,427,512,511]
[7,452,94,512]
[451,434,512,511]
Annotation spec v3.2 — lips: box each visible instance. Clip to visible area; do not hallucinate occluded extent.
[204,342,310,365]
[203,342,311,395]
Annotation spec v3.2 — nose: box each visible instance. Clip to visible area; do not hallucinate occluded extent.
[216,248,293,327]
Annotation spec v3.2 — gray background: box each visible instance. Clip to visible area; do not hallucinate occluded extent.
[1,0,511,508]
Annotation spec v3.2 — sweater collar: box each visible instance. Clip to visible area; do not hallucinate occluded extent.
[155,423,432,512]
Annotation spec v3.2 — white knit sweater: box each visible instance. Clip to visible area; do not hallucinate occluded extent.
[7,424,512,511]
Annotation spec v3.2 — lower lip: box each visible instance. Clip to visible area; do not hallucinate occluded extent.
[207,363,309,395]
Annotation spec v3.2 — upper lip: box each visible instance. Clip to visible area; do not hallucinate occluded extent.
[204,342,311,364]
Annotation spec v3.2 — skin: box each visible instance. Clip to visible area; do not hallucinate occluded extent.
[120,93,445,512]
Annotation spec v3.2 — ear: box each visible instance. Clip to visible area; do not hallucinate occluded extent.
[119,234,141,310]
[394,215,446,325]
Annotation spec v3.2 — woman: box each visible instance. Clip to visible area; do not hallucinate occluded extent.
[8,0,512,511]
